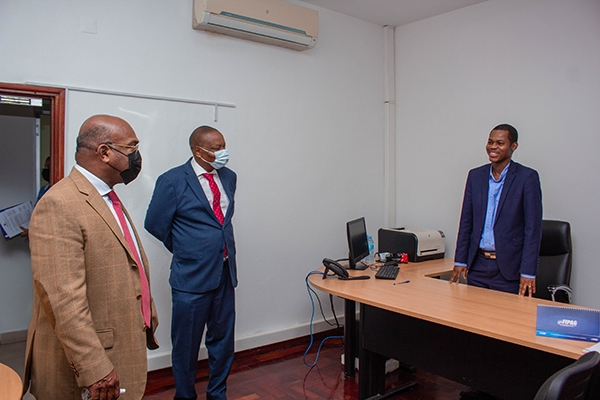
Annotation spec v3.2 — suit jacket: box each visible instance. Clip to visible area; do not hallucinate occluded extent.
[454,161,543,280]
[23,167,159,400]
[145,159,237,293]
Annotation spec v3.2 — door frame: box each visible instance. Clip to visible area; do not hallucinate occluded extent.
[0,83,66,184]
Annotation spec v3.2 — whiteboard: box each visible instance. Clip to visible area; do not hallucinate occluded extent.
[64,89,238,363]
[66,89,236,177]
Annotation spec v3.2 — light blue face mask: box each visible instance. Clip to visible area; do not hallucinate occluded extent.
[200,147,229,170]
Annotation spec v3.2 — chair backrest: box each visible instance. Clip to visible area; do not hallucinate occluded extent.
[535,220,572,302]
[585,359,600,400]
[534,351,600,400]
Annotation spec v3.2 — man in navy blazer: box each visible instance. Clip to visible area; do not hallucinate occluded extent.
[450,124,542,296]
[145,126,237,400]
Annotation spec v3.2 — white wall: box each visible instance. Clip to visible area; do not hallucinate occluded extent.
[0,0,385,368]
[395,0,600,307]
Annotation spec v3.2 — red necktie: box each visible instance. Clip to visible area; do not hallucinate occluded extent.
[203,173,227,258]
[107,191,151,328]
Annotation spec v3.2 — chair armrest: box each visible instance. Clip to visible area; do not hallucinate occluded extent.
[547,285,573,303]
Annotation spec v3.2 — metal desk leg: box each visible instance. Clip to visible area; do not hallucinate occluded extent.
[344,299,356,378]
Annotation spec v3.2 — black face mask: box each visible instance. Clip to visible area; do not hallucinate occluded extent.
[41,168,50,182]
[120,150,142,185]
[107,146,142,185]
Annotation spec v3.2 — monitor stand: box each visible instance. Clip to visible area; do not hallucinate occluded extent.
[347,260,369,271]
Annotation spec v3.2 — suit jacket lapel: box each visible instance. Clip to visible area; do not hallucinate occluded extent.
[494,162,517,225]
[70,168,138,265]
[121,204,151,274]
[477,165,490,217]
[219,170,234,223]
[183,161,217,221]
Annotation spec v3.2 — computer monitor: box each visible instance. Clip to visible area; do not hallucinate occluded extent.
[346,217,369,270]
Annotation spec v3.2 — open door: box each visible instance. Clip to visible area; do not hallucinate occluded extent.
[0,83,65,184]
[0,83,65,340]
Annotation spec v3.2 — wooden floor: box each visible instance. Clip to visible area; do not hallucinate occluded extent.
[144,329,469,400]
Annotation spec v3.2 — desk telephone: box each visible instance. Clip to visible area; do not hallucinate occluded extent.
[322,258,370,280]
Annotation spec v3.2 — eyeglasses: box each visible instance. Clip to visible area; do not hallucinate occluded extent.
[104,142,139,157]
[105,142,139,151]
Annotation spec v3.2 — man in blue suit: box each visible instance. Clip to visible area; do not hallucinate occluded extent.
[450,124,542,297]
[145,126,237,400]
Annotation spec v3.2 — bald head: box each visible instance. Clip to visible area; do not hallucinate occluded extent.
[76,115,134,152]
[189,126,221,149]
[75,114,140,187]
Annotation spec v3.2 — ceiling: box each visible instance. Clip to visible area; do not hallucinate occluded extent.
[298,0,488,27]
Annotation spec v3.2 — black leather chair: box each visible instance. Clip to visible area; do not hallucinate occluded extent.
[534,351,600,400]
[535,220,573,303]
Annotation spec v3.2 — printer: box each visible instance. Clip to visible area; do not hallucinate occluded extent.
[378,227,445,262]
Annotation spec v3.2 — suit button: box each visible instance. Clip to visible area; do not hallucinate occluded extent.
[69,361,80,377]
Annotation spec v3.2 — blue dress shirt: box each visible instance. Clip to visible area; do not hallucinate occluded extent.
[479,163,509,251]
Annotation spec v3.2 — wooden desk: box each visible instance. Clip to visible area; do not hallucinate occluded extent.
[309,258,590,400]
[0,362,22,400]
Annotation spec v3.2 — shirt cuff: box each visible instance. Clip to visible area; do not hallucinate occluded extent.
[454,262,467,267]
[521,273,536,279]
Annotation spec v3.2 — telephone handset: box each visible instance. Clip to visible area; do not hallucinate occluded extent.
[322,258,370,280]
[322,258,348,279]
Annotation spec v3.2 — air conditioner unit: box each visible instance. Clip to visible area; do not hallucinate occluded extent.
[193,0,318,51]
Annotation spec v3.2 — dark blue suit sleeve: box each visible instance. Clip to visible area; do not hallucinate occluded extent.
[145,174,177,253]
[455,171,474,265]
[520,169,543,276]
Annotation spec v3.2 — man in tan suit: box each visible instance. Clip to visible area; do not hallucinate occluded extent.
[23,115,159,400]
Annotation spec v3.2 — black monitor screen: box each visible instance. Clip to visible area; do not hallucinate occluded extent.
[346,217,369,270]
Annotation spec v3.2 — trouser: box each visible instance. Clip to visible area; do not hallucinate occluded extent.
[467,253,520,294]
[171,261,235,400]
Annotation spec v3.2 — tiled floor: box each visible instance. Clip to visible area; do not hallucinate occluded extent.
[0,340,35,399]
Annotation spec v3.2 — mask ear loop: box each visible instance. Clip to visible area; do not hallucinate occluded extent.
[196,146,216,164]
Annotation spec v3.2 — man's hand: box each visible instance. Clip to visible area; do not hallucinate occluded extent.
[449,266,467,284]
[87,369,120,400]
[19,226,29,239]
[519,276,536,297]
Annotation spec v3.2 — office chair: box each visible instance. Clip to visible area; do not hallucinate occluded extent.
[533,351,600,400]
[535,220,573,303]
[584,360,600,400]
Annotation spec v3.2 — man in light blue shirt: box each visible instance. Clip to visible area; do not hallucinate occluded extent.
[450,124,542,296]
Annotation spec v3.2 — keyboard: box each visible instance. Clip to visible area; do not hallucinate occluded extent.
[375,264,399,280]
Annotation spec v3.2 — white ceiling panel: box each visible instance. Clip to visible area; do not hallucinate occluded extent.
[298,0,488,27]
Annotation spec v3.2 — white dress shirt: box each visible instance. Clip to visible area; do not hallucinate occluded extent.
[75,164,145,270]
[190,158,229,217]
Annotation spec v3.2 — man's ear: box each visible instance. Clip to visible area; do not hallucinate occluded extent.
[511,142,519,152]
[192,146,201,158]
[97,143,111,162]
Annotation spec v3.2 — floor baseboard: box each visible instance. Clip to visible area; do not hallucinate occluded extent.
[0,330,27,345]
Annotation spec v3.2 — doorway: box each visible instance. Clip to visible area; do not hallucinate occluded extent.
[0,83,65,340]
